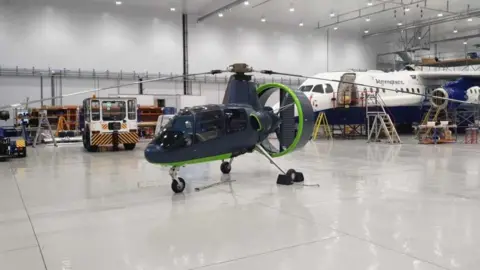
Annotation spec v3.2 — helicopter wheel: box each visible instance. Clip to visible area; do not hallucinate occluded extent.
[220,161,231,174]
[171,178,186,193]
[286,169,304,183]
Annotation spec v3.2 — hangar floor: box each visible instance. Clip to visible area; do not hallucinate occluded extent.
[1,139,479,270]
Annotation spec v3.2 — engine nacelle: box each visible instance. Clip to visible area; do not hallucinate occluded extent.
[249,109,280,134]
[430,88,450,109]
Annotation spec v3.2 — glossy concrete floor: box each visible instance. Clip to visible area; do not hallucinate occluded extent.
[1,138,480,270]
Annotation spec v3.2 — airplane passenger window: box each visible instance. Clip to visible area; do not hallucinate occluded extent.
[400,88,404,92]
[417,88,420,93]
[225,109,247,134]
[312,84,324,94]
[382,88,386,93]
[325,84,334,93]
[406,88,409,93]
[299,85,313,92]
[195,110,224,142]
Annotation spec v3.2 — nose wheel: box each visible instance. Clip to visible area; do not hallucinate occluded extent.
[220,159,232,174]
[169,167,186,193]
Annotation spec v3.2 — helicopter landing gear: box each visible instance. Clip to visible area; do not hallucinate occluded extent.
[254,144,314,186]
[169,166,186,193]
[220,158,233,174]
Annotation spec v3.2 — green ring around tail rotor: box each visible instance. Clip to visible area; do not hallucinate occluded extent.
[256,83,304,158]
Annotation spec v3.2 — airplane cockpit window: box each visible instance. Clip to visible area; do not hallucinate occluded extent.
[325,84,334,93]
[312,84,324,94]
[154,115,194,150]
[195,110,224,142]
[299,85,313,92]
[225,108,247,134]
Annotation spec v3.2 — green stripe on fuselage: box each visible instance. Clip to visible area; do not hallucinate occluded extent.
[156,153,233,167]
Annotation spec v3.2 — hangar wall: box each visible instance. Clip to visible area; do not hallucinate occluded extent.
[0,0,380,108]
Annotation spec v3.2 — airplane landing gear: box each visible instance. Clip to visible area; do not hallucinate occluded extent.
[220,158,233,174]
[169,166,186,193]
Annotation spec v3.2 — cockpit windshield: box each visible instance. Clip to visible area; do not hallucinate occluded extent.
[299,85,313,92]
[154,115,194,150]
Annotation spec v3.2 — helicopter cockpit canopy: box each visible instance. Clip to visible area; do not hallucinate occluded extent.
[152,105,229,151]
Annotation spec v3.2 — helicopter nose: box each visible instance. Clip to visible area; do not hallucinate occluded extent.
[144,143,166,164]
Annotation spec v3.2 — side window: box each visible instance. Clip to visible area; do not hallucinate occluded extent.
[91,100,100,121]
[225,109,247,134]
[83,100,90,122]
[325,84,334,93]
[312,84,324,94]
[195,110,224,142]
[127,100,136,120]
[376,87,379,93]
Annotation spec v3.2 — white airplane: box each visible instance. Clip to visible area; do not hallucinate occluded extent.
[284,69,480,125]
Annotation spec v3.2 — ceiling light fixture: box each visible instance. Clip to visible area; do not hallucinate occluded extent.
[299,22,304,27]
[170,7,176,11]
[437,13,443,17]
[366,17,371,22]
[330,12,335,17]
[418,36,422,40]
[464,41,468,45]
[397,22,403,26]
[468,18,473,22]
[218,12,223,17]
[453,28,458,33]
[334,26,338,30]
[364,29,369,34]
[244,1,249,5]
[261,17,266,22]
[367,1,373,6]
[289,7,295,12]
[404,7,410,12]
[115,1,122,5]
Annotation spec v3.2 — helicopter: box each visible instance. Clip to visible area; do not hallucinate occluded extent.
[144,63,315,193]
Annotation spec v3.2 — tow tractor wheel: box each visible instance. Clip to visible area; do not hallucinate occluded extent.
[83,131,98,152]
[18,148,27,158]
[171,178,186,193]
[124,143,136,151]
[220,161,231,174]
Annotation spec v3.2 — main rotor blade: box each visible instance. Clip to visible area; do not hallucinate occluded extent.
[0,70,224,110]
[257,69,479,106]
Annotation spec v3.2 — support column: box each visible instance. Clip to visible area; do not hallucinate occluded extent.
[182,13,191,95]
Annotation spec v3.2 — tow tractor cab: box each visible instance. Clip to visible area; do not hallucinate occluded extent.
[81,97,139,152]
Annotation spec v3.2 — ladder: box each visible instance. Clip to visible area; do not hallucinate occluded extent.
[312,112,332,140]
[366,93,401,144]
[33,110,57,147]
[416,106,447,140]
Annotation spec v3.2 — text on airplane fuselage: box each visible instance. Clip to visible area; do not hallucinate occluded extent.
[375,79,404,85]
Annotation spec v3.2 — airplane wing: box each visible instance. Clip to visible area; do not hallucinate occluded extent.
[416,71,480,79]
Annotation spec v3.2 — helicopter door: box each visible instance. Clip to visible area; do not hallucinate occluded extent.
[194,110,224,142]
[337,73,357,106]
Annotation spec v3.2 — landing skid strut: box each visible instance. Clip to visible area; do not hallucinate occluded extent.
[255,144,314,186]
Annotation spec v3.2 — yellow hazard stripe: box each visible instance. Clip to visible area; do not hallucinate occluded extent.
[16,140,26,148]
[119,132,139,144]
[91,132,138,145]
[121,123,127,129]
